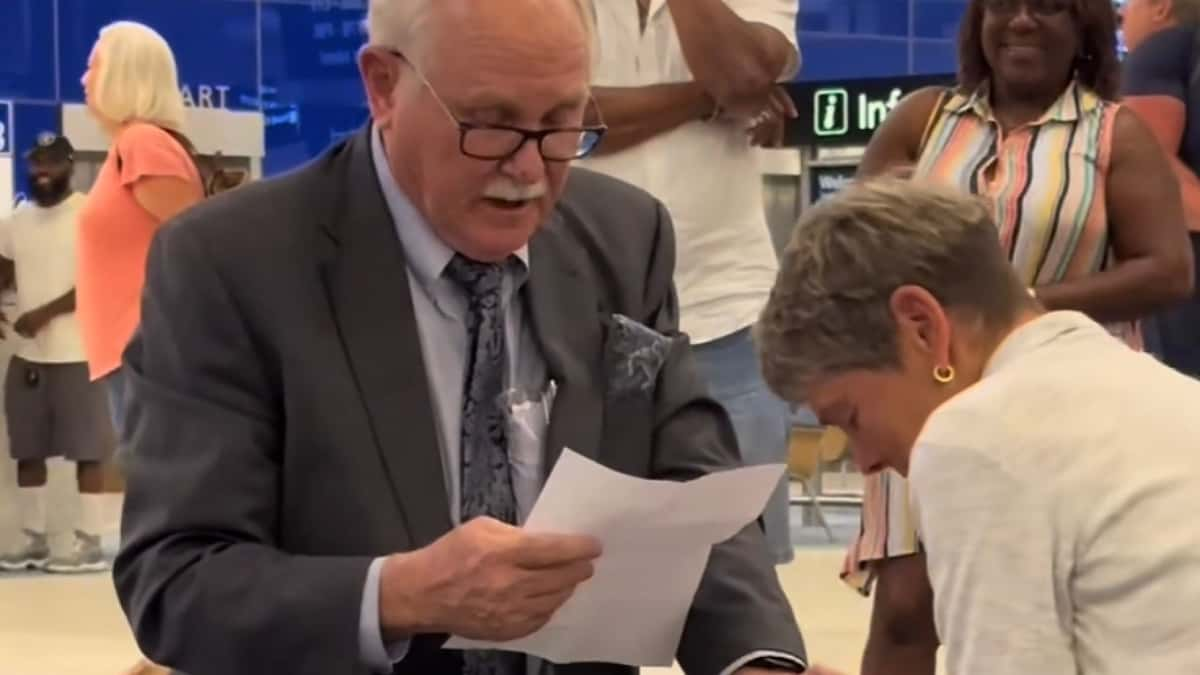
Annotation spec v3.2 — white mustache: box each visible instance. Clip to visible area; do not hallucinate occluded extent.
[483,181,546,201]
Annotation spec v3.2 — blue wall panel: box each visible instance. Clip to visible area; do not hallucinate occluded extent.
[914,0,970,40]
[0,1,58,102]
[56,0,259,111]
[797,35,912,81]
[799,0,911,37]
[913,40,961,76]
[0,0,972,182]
[796,0,968,81]
[259,0,369,176]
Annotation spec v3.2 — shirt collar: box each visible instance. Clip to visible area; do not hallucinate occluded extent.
[946,79,1101,126]
[983,311,1101,377]
[369,126,529,288]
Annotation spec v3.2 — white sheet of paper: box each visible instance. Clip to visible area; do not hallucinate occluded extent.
[445,449,785,666]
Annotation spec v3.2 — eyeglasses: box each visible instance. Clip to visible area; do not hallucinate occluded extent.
[388,50,607,162]
[982,0,1072,15]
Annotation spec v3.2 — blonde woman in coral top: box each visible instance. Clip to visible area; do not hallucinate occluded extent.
[76,21,204,431]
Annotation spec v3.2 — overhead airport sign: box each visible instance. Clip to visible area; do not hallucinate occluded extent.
[783,73,954,147]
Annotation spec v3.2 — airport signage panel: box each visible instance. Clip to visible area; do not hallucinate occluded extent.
[808,163,857,205]
[783,74,954,147]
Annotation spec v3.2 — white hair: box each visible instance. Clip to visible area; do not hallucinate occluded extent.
[365,0,432,54]
[365,0,593,58]
[91,21,187,132]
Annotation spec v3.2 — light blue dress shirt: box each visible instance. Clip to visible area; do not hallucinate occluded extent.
[358,128,549,671]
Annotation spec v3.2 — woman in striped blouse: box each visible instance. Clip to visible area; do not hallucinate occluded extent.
[844,0,1193,673]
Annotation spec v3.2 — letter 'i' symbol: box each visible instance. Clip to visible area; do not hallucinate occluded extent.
[812,89,849,136]
[822,100,836,131]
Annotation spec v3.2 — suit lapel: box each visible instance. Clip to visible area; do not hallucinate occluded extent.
[526,217,605,477]
[319,130,452,550]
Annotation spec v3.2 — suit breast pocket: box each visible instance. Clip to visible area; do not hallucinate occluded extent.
[598,313,679,476]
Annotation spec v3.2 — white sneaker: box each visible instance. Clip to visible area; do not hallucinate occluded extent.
[0,530,50,571]
[45,531,108,574]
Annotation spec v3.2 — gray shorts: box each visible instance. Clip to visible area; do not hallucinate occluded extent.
[5,356,115,462]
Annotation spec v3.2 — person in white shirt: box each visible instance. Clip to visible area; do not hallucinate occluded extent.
[578,0,801,564]
[0,133,114,575]
[755,177,1200,674]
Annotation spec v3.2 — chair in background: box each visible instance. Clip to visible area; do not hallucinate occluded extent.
[787,424,849,543]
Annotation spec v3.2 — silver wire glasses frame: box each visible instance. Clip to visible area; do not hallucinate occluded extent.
[388,50,608,162]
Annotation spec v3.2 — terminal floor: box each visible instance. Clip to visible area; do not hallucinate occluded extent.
[0,461,936,675]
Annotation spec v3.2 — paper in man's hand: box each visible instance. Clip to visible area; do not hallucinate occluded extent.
[445,450,785,666]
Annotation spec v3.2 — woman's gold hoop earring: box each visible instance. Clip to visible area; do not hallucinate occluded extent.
[933,365,956,384]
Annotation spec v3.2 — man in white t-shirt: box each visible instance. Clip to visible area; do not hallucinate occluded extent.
[0,133,113,574]
[577,0,801,562]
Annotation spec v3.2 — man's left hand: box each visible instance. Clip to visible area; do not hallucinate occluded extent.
[719,85,797,129]
[14,307,53,338]
[736,86,797,148]
[746,112,786,148]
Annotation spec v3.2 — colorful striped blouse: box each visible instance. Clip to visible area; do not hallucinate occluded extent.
[842,80,1136,593]
[916,80,1137,345]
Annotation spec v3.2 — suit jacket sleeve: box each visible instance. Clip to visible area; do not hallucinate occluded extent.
[640,203,807,673]
[112,221,374,675]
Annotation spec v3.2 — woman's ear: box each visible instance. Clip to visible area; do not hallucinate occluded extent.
[889,285,953,364]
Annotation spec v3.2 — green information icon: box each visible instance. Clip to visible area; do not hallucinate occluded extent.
[813,88,849,137]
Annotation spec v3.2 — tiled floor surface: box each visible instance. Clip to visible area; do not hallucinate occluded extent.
[0,463,928,675]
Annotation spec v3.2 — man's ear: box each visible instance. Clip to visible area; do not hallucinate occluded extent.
[358,47,398,121]
[1158,0,1178,22]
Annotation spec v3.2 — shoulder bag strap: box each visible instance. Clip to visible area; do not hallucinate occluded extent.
[113,126,208,196]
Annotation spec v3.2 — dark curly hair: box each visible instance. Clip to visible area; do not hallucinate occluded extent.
[956,0,1122,100]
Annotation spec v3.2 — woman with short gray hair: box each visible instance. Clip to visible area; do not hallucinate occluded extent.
[757,177,1200,674]
[844,2,1191,671]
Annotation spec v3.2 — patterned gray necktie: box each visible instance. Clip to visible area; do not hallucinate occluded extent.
[444,254,523,675]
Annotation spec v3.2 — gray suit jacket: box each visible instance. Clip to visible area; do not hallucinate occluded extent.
[113,128,806,675]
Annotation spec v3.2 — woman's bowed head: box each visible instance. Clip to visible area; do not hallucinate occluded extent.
[755,177,1042,477]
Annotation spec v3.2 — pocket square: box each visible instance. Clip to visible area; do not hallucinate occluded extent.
[604,314,680,396]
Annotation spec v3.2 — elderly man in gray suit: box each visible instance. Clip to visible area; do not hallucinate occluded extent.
[112,1,820,674]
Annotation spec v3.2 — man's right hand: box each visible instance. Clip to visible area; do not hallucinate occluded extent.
[378,517,602,642]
